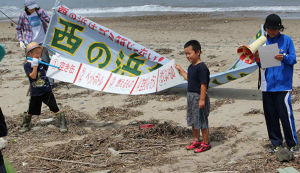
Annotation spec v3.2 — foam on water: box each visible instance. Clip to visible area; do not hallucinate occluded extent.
[1,5,300,20]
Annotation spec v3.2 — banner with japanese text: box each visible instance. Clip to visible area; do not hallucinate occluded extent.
[43,3,169,77]
[47,54,183,95]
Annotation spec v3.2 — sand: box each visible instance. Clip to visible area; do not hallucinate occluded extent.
[0,14,300,172]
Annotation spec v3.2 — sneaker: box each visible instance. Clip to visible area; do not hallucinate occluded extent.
[186,140,201,150]
[269,145,280,153]
[194,142,211,153]
[289,146,299,152]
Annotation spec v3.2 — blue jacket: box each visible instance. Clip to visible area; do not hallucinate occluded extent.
[261,33,297,92]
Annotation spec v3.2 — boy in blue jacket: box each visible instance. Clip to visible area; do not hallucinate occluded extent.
[257,14,298,153]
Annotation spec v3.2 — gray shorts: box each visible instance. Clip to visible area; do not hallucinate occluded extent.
[187,92,210,130]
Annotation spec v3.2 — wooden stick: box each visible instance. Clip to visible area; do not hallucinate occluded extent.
[31,155,106,167]
[127,143,188,152]
[118,150,137,154]
[167,143,188,147]
[145,144,166,147]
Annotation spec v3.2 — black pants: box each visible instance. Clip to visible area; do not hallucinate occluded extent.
[0,151,6,173]
[28,92,59,115]
[0,107,7,172]
[262,91,298,147]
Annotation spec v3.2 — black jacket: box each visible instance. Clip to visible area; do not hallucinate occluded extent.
[0,108,7,137]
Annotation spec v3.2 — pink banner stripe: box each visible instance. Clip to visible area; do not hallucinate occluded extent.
[73,63,82,83]
[156,69,160,92]
[130,77,140,94]
[101,73,113,91]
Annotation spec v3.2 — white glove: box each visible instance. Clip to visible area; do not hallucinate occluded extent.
[20,41,26,49]
[31,58,39,67]
[0,138,6,150]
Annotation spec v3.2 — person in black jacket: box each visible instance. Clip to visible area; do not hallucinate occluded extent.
[0,107,7,172]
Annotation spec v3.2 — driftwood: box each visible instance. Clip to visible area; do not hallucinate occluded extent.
[30,155,106,167]
[128,142,188,152]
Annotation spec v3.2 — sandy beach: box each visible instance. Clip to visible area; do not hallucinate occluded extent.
[0,14,300,172]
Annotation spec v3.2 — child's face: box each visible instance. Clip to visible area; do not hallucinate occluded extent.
[28,8,35,14]
[266,28,280,38]
[28,47,42,59]
[184,46,200,64]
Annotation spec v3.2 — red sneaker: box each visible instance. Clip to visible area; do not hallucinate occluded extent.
[186,140,201,150]
[194,142,211,153]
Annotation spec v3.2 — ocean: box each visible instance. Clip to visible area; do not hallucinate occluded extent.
[1,0,300,21]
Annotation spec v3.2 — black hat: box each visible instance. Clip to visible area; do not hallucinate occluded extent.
[263,14,284,30]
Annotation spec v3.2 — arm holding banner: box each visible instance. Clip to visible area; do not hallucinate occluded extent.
[175,64,187,80]
[27,57,59,69]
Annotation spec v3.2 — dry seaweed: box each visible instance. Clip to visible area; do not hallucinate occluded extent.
[96,106,143,121]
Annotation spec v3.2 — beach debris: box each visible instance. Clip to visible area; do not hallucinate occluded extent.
[96,106,143,121]
[83,120,114,128]
[210,98,235,111]
[139,124,154,129]
[276,147,294,162]
[3,116,242,172]
[206,60,226,68]
[123,93,180,108]
[178,51,185,55]
[55,90,91,99]
[30,155,106,167]
[162,106,186,112]
[91,170,111,173]
[291,86,300,103]
[207,55,217,59]
[243,108,264,116]
[154,48,173,54]
[108,148,120,157]
[278,167,299,173]
[0,69,11,74]
[39,118,55,123]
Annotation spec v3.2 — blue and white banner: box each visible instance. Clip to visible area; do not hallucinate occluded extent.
[44,2,264,92]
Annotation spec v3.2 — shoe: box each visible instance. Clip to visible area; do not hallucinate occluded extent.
[57,111,68,133]
[289,146,299,152]
[19,112,32,133]
[269,145,280,153]
[194,142,211,153]
[186,140,201,150]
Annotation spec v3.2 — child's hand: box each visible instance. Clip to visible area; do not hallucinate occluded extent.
[19,41,26,49]
[275,54,284,61]
[254,50,259,59]
[175,64,182,71]
[199,100,205,109]
[31,58,39,67]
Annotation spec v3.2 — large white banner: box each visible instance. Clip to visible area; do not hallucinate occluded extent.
[43,3,169,78]
[47,54,183,95]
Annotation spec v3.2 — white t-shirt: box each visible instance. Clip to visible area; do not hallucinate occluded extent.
[27,12,45,44]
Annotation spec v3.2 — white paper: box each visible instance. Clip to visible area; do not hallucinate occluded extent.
[258,43,281,68]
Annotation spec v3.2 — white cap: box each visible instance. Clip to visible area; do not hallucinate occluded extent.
[25,0,39,10]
